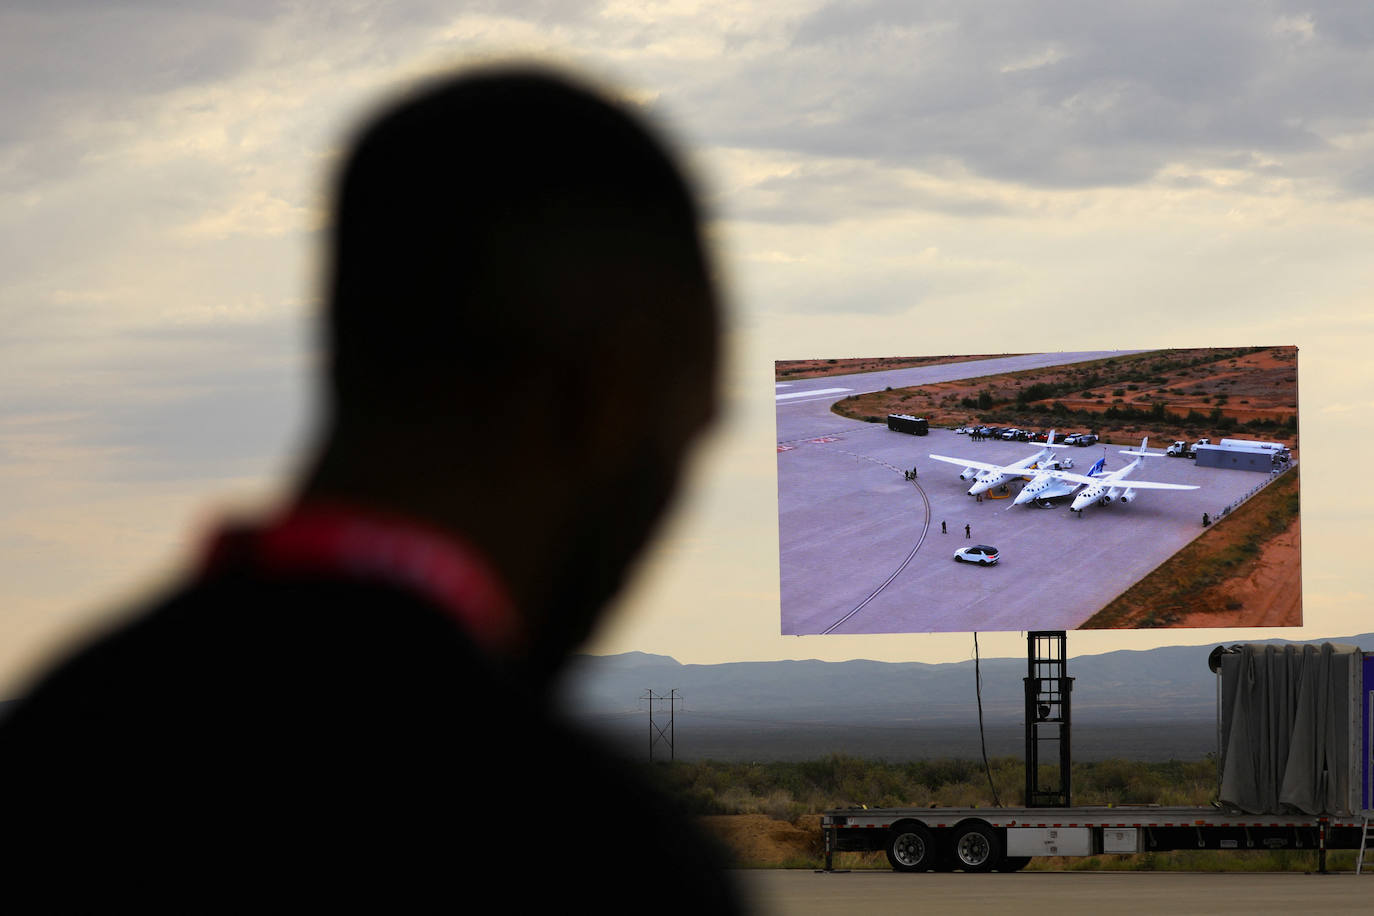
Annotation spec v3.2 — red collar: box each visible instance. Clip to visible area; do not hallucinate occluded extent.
[201,502,523,653]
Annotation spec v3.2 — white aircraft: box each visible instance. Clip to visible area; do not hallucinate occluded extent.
[928,431,1066,497]
[1030,438,1200,512]
[1013,455,1105,507]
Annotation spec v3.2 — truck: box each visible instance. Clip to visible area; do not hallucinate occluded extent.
[821,642,1373,873]
[1164,437,1212,458]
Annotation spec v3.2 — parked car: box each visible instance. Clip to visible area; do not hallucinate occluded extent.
[1074,434,1099,446]
[953,545,999,565]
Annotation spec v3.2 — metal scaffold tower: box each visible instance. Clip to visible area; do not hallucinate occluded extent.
[1024,630,1073,807]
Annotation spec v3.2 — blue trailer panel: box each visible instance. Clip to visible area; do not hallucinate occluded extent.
[1365,654,1372,813]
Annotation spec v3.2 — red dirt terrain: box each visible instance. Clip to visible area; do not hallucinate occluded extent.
[1082,468,1301,630]
[829,346,1298,452]
[701,815,824,866]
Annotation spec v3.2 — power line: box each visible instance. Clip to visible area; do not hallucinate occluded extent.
[641,689,682,761]
[974,632,1003,807]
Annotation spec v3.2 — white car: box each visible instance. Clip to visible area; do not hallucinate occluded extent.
[953,545,999,565]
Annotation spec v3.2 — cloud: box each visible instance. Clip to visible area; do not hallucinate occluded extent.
[671,1,1374,192]
[3,0,1373,674]
[720,156,1013,224]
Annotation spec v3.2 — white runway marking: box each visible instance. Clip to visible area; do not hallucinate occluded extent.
[775,387,852,401]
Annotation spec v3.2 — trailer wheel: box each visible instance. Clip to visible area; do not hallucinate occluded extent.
[886,824,935,872]
[949,823,999,872]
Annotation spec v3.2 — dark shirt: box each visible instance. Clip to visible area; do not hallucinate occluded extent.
[0,519,742,910]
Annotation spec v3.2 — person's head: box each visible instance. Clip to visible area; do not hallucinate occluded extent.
[309,65,720,678]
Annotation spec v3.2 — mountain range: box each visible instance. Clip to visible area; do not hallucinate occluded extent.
[559,633,1373,762]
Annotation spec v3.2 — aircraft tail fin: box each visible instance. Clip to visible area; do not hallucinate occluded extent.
[1120,436,1157,458]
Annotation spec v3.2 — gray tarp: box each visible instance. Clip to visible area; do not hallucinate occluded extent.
[1216,643,1359,815]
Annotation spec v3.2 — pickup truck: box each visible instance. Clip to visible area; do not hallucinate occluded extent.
[1167,438,1210,457]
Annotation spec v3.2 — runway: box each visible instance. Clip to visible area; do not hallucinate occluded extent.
[776,352,1285,634]
[739,870,1370,916]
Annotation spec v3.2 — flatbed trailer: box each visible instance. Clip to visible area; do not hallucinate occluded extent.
[821,805,1370,872]
[822,641,1373,873]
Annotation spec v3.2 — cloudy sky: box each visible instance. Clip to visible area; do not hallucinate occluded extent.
[3,1,1373,695]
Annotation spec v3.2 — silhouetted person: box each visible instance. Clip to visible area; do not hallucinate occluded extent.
[0,66,739,911]
[965,523,971,538]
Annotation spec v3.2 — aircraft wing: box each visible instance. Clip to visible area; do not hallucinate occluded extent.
[1103,480,1199,491]
[927,455,1017,474]
[1030,467,1199,490]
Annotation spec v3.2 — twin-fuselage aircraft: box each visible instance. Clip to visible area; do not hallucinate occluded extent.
[1042,438,1200,512]
[928,436,1199,511]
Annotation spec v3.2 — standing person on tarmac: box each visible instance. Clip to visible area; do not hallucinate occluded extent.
[0,67,741,912]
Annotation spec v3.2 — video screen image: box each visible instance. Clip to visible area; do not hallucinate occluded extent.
[775,347,1299,634]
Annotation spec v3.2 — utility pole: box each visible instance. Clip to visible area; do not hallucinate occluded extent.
[641,689,682,761]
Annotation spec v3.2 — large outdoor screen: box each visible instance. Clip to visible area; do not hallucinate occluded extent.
[775,347,1300,634]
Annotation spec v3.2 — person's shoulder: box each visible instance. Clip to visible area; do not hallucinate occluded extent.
[0,572,491,738]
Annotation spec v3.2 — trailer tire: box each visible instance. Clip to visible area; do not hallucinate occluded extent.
[949,822,999,873]
[886,824,935,872]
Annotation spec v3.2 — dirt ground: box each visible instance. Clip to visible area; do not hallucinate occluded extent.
[1042,347,1296,427]
[701,815,825,866]
[1081,468,1301,629]
[829,346,1298,451]
[1149,515,1301,628]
